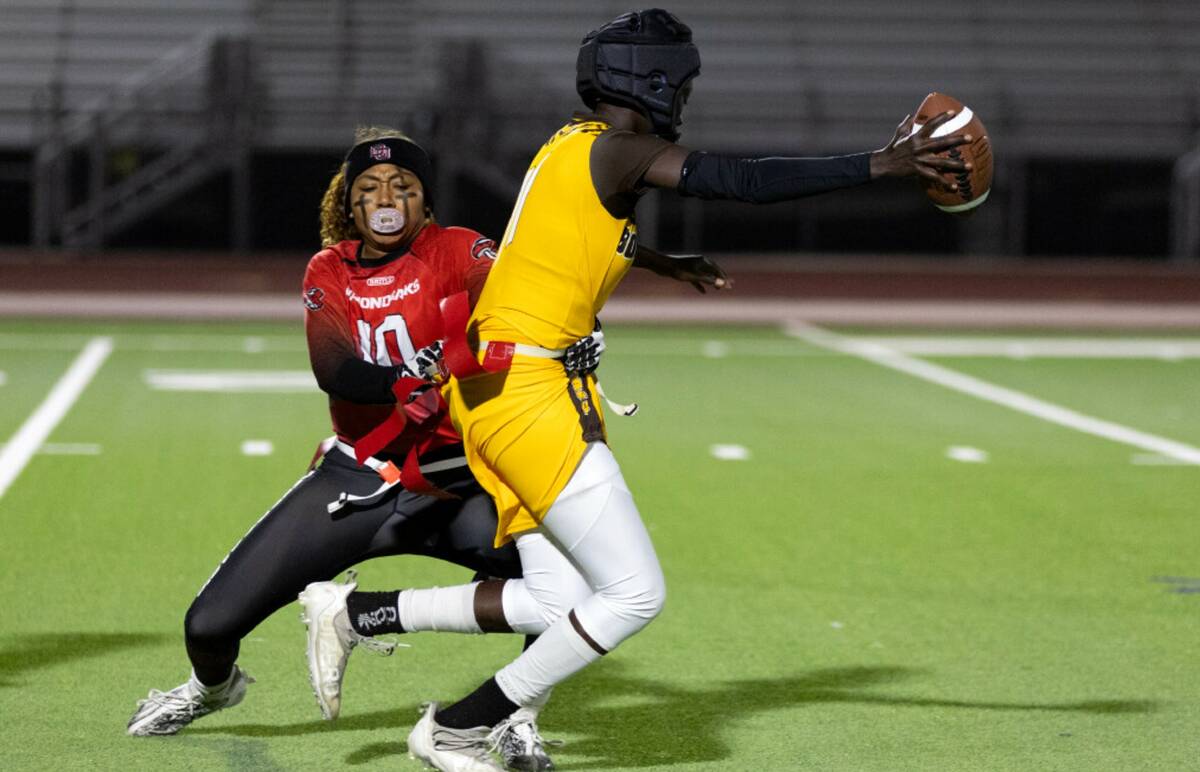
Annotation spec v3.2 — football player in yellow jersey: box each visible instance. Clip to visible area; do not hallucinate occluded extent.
[312,9,973,770]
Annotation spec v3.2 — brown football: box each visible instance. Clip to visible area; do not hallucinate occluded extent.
[912,92,993,214]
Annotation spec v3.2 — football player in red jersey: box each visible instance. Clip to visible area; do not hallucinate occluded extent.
[128,124,724,767]
[126,128,584,769]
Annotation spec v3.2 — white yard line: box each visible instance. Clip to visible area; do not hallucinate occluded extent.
[0,337,113,499]
[240,440,275,456]
[946,446,989,463]
[0,371,6,386]
[143,370,317,392]
[39,443,102,455]
[710,444,751,461]
[786,322,1200,466]
[854,336,1200,359]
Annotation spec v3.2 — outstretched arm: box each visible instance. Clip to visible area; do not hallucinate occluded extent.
[633,244,729,293]
[642,110,971,201]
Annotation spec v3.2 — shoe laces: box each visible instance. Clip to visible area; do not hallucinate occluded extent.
[415,703,495,759]
[135,685,200,715]
[358,635,403,655]
[489,717,563,757]
[436,730,494,757]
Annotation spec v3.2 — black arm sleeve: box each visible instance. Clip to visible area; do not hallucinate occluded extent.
[631,244,669,274]
[677,151,871,203]
[324,358,401,404]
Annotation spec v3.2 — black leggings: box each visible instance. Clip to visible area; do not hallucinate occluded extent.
[183,447,521,685]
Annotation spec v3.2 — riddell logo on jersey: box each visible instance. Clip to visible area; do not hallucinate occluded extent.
[346,279,420,309]
[366,276,395,287]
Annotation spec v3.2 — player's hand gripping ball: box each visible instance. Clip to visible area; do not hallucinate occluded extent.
[913,92,993,214]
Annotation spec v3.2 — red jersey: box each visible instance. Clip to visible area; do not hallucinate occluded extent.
[302,223,495,457]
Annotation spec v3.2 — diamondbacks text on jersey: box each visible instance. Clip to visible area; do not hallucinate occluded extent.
[304,223,495,457]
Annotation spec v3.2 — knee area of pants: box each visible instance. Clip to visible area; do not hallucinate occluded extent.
[184,602,231,647]
[634,580,667,621]
[601,576,666,624]
[650,578,666,616]
[531,581,591,629]
[521,589,566,629]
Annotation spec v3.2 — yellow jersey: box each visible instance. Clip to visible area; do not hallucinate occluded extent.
[447,116,673,544]
[472,117,669,348]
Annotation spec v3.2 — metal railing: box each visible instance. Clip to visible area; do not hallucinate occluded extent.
[1171,141,1200,261]
[31,33,257,248]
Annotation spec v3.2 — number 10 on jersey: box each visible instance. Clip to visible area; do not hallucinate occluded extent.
[357,315,415,366]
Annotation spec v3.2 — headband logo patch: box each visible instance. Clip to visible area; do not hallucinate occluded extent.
[369,143,391,161]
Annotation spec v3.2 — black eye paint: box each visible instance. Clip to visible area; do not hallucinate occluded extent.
[398,189,416,227]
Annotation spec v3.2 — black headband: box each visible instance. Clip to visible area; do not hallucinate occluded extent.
[342,137,435,215]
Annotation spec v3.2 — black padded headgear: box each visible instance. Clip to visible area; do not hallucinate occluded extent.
[342,136,434,215]
[576,8,700,142]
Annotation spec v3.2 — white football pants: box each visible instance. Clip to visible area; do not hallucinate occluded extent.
[391,442,666,706]
[494,442,666,706]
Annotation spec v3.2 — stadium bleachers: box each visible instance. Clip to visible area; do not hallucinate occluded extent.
[3,0,1197,157]
[0,0,250,146]
[5,0,1199,251]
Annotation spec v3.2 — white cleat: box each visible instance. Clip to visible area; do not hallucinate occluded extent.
[298,569,398,720]
[490,713,560,771]
[126,666,254,736]
[408,702,505,772]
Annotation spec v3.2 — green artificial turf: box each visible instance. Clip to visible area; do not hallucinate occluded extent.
[0,320,1196,771]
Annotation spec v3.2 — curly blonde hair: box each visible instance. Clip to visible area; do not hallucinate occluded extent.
[319,126,431,247]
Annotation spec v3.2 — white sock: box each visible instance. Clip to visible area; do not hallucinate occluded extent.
[189,668,234,695]
[494,615,601,705]
[397,583,482,633]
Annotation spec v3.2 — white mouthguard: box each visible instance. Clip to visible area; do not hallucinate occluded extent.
[369,208,405,234]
